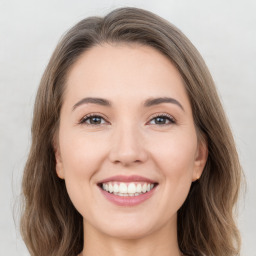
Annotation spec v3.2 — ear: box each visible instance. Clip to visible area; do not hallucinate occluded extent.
[53,141,65,180]
[192,137,208,181]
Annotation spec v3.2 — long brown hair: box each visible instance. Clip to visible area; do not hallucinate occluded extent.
[20,7,242,256]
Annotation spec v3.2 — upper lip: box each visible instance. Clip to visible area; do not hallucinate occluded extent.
[98,175,157,184]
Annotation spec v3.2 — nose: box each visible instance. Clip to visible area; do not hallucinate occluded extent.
[108,124,148,166]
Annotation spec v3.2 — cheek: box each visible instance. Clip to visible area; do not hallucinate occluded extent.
[150,130,197,196]
[58,130,107,214]
[140,131,198,222]
[60,131,106,176]
[152,131,197,172]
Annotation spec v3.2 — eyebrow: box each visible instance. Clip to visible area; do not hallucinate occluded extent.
[144,97,184,111]
[72,97,184,111]
[72,97,111,111]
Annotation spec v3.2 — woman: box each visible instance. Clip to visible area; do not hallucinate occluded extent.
[20,7,242,256]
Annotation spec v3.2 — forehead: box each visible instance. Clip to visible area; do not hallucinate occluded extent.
[64,43,190,110]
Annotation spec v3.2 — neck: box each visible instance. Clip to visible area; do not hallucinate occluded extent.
[80,217,181,256]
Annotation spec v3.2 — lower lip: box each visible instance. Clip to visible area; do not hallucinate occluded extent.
[99,186,157,206]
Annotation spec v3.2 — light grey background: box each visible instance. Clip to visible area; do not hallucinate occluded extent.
[0,0,255,255]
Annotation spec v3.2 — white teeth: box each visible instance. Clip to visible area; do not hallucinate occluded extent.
[128,183,136,193]
[113,183,119,193]
[136,183,142,193]
[142,183,147,193]
[119,183,127,193]
[109,183,113,193]
[101,181,156,196]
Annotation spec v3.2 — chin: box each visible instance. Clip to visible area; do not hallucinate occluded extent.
[105,227,153,240]
[96,216,157,240]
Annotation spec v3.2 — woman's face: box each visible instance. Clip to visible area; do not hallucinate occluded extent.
[55,43,207,239]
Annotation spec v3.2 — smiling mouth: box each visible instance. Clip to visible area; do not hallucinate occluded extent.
[98,182,158,197]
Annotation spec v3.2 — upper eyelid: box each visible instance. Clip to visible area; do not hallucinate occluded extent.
[148,113,176,122]
[79,112,109,124]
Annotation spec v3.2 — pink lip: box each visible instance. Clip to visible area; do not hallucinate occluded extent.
[97,175,158,207]
[98,175,157,184]
[99,185,157,206]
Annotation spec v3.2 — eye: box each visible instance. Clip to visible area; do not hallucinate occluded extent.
[79,114,108,126]
[148,114,175,125]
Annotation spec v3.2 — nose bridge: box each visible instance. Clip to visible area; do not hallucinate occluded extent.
[109,119,148,165]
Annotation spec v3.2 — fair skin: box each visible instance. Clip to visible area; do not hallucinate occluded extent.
[55,43,208,256]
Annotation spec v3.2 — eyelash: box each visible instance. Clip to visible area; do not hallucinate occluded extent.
[79,113,176,126]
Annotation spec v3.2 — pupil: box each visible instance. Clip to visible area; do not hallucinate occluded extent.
[156,117,165,124]
[92,117,101,124]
